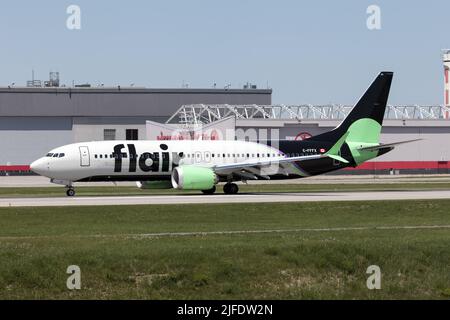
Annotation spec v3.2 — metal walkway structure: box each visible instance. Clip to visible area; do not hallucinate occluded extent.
[167,104,450,125]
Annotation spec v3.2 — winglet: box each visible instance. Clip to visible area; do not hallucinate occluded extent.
[325,132,349,164]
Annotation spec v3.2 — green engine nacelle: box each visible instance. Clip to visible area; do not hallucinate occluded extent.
[171,166,217,190]
[136,181,173,189]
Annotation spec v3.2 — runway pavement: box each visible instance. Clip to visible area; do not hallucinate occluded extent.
[1,190,450,207]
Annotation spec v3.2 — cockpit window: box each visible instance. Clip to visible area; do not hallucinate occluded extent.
[46,152,65,158]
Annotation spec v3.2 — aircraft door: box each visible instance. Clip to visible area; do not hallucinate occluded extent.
[79,146,90,167]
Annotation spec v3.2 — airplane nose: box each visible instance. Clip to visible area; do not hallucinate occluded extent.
[30,158,47,175]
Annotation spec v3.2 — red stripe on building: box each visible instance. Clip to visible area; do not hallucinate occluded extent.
[446,90,449,106]
[446,68,449,84]
[0,165,31,171]
[345,161,450,171]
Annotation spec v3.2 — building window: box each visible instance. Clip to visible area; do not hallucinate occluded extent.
[126,129,139,140]
[104,129,116,141]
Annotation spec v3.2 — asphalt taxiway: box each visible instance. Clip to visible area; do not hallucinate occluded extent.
[1,190,450,207]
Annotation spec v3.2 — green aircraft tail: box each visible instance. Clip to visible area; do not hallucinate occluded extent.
[318,72,394,165]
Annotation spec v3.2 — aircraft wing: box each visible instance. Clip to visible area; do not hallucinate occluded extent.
[357,139,422,152]
[211,154,326,175]
[209,132,350,177]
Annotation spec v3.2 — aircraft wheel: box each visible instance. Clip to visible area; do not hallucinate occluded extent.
[223,183,239,194]
[201,186,216,195]
[229,183,239,194]
[66,188,75,197]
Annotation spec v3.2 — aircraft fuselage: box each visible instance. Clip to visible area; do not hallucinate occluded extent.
[30,139,349,183]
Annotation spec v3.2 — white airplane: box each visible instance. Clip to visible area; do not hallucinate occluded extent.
[30,72,416,196]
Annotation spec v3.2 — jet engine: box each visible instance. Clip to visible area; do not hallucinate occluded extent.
[171,166,217,190]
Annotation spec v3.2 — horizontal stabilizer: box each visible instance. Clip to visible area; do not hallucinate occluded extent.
[324,132,350,163]
[326,154,349,164]
[357,139,422,152]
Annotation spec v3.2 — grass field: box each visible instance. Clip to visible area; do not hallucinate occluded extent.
[2,181,450,198]
[0,199,450,299]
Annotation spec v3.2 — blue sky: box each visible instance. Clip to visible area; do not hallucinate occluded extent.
[0,0,448,104]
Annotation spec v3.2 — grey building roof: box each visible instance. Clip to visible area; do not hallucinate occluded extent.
[0,87,272,118]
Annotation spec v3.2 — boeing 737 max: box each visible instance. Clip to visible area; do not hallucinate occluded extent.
[30,72,419,196]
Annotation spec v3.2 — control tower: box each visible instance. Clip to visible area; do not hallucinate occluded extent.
[443,50,450,118]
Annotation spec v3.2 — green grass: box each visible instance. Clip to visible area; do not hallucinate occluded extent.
[2,182,450,198]
[1,200,450,299]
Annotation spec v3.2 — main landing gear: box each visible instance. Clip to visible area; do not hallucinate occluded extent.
[201,183,239,195]
[223,183,239,195]
[66,187,75,197]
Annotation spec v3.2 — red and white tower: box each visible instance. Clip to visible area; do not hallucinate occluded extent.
[443,50,450,119]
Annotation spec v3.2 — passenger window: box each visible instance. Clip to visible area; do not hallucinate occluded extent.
[223,154,225,158]
[53,154,59,157]
[100,154,103,159]
[59,153,65,158]
[95,155,98,159]
[247,153,249,158]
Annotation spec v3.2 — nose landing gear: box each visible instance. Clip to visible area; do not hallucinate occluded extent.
[66,187,75,197]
